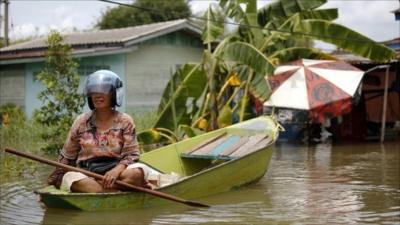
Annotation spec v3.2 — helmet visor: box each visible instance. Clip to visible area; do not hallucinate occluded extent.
[85,83,113,95]
[84,71,120,96]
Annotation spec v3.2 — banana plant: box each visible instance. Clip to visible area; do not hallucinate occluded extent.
[142,0,395,147]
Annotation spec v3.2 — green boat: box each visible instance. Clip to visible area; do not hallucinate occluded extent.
[35,116,279,211]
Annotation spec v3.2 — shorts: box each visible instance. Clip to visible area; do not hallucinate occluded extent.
[60,162,161,192]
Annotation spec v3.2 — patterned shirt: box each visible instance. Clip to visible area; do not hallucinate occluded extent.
[59,111,140,167]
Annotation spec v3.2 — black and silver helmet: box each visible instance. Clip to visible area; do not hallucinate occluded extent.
[84,70,123,110]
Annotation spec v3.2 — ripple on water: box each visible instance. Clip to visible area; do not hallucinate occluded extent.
[150,201,279,225]
[0,182,44,225]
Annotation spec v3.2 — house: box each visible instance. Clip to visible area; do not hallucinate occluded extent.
[330,37,399,142]
[0,19,204,117]
[392,8,400,21]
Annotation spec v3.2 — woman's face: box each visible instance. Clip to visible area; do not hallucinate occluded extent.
[91,92,112,110]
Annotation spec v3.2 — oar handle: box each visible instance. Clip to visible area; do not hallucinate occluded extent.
[4,147,209,208]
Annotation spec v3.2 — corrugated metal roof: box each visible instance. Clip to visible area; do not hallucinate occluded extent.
[331,51,399,65]
[391,8,400,13]
[381,37,400,46]
[0,19,200,52]
[330,37,400,64]
[330,52,372,64]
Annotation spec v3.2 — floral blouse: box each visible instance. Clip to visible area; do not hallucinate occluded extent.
[59,111,140,166]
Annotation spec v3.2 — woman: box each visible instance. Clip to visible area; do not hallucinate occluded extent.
[48,70,147,192]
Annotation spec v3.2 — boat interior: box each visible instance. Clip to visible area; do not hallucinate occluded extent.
[139,118,277,188]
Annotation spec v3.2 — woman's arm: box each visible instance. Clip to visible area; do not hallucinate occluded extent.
[119,115,140,166]
[47,114,84,188]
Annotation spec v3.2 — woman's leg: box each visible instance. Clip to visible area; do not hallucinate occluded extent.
[117,168,145,190]
[71,177,104,193]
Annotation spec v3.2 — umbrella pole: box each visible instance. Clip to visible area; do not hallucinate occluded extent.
[380,66,390,142]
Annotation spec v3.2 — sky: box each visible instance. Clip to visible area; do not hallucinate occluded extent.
[0,0,399,50]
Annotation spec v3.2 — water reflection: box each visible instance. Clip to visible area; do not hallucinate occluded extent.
[0,178,44,225]
[270,142,399,224]
[0,142,399,225]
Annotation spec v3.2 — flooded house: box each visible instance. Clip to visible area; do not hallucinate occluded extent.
[328,8,400,142]
[330,46,399,142]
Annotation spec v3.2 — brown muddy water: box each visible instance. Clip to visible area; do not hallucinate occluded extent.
[1,142,399,225]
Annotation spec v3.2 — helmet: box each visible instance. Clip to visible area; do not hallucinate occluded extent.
[84,70,123,110]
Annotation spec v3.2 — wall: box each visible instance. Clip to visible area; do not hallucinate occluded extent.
[125,31,203,112]
[0,65,25,109]
[363,68,399,123]
[24,62,44,117]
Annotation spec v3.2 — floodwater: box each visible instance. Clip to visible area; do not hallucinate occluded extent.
[1,142,399,225]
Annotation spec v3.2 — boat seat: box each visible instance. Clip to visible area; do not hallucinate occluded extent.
[181,133,270,161]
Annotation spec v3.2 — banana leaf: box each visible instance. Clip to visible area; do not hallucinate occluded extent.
[264,8,338,32]
[295,19,396,62]
[223,41,275,76]
[179,125,205,138]
[246,1,264,48]
[217,105,233,128]
[249,70,271,102]
[137,129,161,145]
[299,8,337,21]
[269,47,337,64]
[222,42,274,103]
[258,0,326,26]
[234,94,254,121]
[154,64,207,131]
[202,7,224,44]
[220,0,248,22]
[157,64,206,112]
[235,66,271,102]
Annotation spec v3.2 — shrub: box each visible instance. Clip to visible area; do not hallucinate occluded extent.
[33,31,85,152]
[0,103,26,126]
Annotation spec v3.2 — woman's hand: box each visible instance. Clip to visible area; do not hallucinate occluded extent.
[102,164,126,189]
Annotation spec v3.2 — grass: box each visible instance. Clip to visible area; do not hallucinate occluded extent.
[0,119,45,152]
[0,118,48,180]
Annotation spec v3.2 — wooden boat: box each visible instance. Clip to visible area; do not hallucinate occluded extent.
[35,116,279,211]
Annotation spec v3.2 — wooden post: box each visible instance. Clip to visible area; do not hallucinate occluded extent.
[4,0,9,46]
[380,66,390,142]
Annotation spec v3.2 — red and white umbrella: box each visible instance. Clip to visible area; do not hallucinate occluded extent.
[264,59,365,123]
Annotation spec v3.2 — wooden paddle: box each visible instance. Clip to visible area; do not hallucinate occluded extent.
[4,147,209,208]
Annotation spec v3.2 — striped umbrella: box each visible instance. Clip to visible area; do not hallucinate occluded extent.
[264,59,365,122]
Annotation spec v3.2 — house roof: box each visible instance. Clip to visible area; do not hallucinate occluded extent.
[381,37,400,48]
[0,19,202,63]
[391,8,400,13]
[330,37,400,64]
[331,50,399,65]
[330,51,372,64]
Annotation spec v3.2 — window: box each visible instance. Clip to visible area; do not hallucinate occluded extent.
[78,65,110,76]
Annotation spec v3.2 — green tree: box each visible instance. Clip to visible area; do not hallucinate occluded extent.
[34,31,85,152]
[96,0,191,29]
